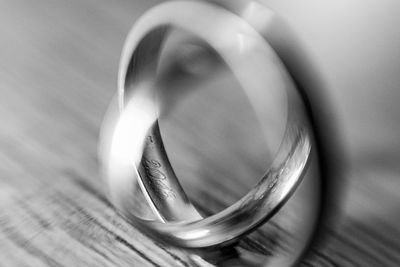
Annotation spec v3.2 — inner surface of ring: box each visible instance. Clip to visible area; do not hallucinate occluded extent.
[124,25,310,218]
[158,33,276,216]
[145,28,293,219]
[124,26,292,223]
[124,28,205,223]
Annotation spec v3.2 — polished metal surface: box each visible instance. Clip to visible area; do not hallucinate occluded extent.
[100,0,317,251]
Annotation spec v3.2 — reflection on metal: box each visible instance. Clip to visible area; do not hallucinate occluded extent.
[99,0,344,266]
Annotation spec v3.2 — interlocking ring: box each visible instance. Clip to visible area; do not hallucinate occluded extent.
[99,0,344,264]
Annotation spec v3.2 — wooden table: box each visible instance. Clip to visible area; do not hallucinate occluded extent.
[0,0,399,266]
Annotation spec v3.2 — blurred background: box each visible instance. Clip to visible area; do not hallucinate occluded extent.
[0,0,399,266]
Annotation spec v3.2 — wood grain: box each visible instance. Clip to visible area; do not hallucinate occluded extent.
[0,0,399,266]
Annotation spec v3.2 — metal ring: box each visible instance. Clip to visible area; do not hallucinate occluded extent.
[99,1,322,251]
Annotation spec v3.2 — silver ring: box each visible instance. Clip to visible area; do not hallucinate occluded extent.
[99,0,344,264]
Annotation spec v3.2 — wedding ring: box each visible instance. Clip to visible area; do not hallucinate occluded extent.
[101,0,311,248]
[99,0,344,258]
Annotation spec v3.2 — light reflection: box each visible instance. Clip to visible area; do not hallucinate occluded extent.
[110,93,155,167]
[241,1,275,33]
[103,82,158,203]
[176,229,210,240]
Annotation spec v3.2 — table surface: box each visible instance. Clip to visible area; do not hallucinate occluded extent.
[1,0,399,266]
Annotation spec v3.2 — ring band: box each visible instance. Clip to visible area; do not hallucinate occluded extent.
[100,0,319,250]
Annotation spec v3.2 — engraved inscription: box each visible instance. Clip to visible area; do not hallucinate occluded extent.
[141,157,176,200]
[143,158,161,168]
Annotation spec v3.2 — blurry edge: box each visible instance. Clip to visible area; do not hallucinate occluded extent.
[204,0,349,263]
[264,10,349,264]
